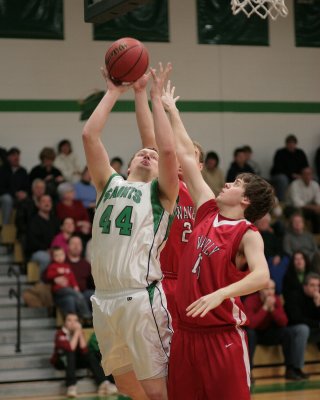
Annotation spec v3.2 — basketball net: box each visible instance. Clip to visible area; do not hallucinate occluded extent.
[231,0,288,20]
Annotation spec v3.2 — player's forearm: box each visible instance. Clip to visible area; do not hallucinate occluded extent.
[82,90,120,141]
[218,268,269,301]
[168,107,195,158]
[151,97,175,153]
[135,89,156,148]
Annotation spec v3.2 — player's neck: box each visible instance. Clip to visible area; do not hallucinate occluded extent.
[218,204,245,221]
[127,170,153,183]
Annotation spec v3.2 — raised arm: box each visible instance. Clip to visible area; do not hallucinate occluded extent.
[161,82,214,208]
[82,68,130,194]
[149,64,179,213]
[133,73,157,149]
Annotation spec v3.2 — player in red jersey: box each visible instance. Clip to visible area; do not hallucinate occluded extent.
[133,68,204,330]
[161,82,275,400]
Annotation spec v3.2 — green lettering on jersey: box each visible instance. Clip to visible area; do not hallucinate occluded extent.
[99,205,113,233]
[132,189,142,203]
[115,206,133,236]
[111,187,119,198]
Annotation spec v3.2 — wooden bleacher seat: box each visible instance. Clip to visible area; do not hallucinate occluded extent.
[27,260,40,283]
[0,224,17,247]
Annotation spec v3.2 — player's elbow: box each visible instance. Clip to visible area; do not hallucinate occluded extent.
[257,268,270,290]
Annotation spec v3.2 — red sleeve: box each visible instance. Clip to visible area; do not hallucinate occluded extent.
[45,263,59,281]
[244,294,270,329]
[195,199,218,227]
[270,296,288,327]
[75,201,90,222]
[55,329,72,352]
[69,270,79,289]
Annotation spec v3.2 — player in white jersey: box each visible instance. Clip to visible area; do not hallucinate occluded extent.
[82,63,178,400]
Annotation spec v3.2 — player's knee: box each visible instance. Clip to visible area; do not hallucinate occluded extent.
[143,388,166,400]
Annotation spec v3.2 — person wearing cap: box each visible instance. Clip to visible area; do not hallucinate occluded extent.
[0,147,29,225]
[270,135,309,201]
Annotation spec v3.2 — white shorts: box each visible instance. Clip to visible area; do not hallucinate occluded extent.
[92,282,173,380]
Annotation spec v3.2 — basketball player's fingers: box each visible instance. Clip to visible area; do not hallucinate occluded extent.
[174,96,180,103]
[100,67,108,79]
[149,67,157,80]
[186,299,200,312]
[171,85,175,96]
[166,80,171,93]
[159,61,163,73]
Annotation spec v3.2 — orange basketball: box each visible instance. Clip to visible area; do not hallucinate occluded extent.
[105,37,149,84]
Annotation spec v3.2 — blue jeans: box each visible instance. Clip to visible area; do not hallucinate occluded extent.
[53,287,92,319]
[270,174,289,202]
[0,194,13,224]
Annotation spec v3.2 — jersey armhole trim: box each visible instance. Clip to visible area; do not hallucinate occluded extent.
[96,173,121,209]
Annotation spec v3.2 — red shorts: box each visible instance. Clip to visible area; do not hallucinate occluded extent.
[162,277,178,331]
[168,324,251,400]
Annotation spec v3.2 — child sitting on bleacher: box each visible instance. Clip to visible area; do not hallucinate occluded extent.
[51,313,117,397]
[45,246,91,322]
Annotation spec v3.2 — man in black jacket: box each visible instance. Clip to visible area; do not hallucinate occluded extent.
[0,147,29,225]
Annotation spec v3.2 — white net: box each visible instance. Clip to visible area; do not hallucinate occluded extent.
[231,0,288,20]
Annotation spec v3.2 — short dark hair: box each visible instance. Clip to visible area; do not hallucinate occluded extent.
[205,151,219,166]
[58,139,72,153]
[303,272,320,286]
[234,147,246,157]
[285,134,297,144]
[7,147,20,156]
[39,147,56,161]
[237,173,275,222]
[111,156,124,166]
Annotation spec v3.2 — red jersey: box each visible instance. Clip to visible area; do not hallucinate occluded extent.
[176,199,257,328]
[160,180,195,278]
[50,327,88,365]
[45,262,79,293]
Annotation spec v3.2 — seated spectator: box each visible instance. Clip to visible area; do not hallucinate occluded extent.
[56,183,91,239]
[45,247,91,321]
[242,145,261,176]
[110,156,126,179]
[283,213,320,274]
[0,147,29,225]
[284,272,320,348]
[270,134,309,201]
[87,331,118,395]
[51,313,113,398]
[226,147,254,182]
[29,147,64,201]
[15,178,46,249]
[0,146,7,166]
[286,167,320,233]
[27,194,60,274]
[66,235,94,309]
[54,139,81,183]
[51,217,76,255]
[282,251,311,299]
[244,279,309,381]
[201,151,224,196]
[73,167,96,222]
[255,213,289,294]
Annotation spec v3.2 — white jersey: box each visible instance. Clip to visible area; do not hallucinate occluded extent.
[92,174,174,291]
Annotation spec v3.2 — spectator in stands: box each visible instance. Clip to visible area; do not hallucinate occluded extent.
[226,147,254,182]
[315,146,320,182]
[0,147,29,225]
[45,247,91,321]
[56,182,91,238]
[0,146,7,166]
[66,235,94,309]
[255,213,289,294]
[283,213,320,274]
[242,145,261,176]
[29,147,64,200]
[54,139,81,183]
[270,134,309,201]
[51,217,76,255]
[73,167,96,222]
[244,279,309,381]
[27,194,60,274]
[201,151,224,196]
[284,272,320,349]
[15,178,46,249]
[286,167,320,233]
[110,156,126,179]
[51,313,114,398]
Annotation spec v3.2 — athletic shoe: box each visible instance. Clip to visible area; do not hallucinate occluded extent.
[67,385,77,398]
[98,380,118,396]
[294,368,309,379]
[285,368,302,381]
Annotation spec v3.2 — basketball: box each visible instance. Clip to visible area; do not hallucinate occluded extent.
[105,37,149,84]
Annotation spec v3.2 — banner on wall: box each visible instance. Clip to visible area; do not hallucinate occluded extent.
[0,0,63,39]
[197,0,269,46]
[94,0,169,42]
[295,0,320,47]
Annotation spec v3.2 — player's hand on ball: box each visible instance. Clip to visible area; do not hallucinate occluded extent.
[101,66,132,93]
[161,80,180,112]
[186,290,225,318]
[133,72,151,92]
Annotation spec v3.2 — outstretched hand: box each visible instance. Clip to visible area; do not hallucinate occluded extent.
[133,72,151,92]
[100,66,132,94]
[161,80,180,112]
[186,290,225,318]
[150,62,172,99]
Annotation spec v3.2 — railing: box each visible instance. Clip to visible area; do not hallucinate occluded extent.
[8,265,21,353]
